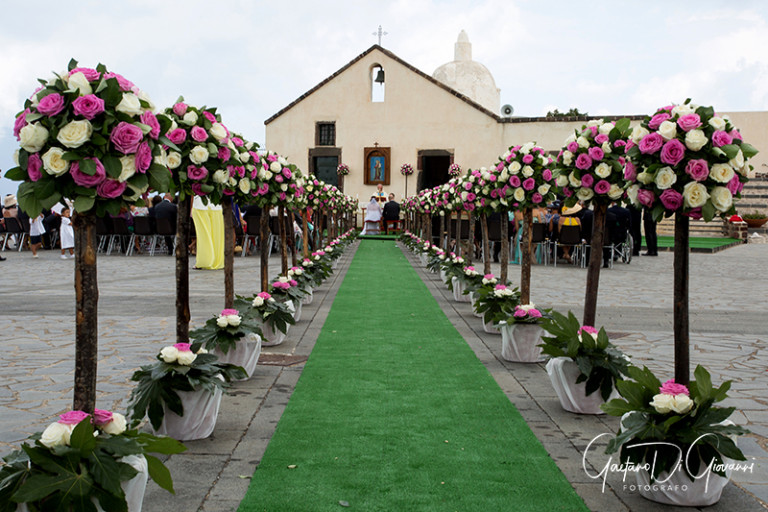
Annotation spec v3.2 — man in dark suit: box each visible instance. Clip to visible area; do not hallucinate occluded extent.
[382,193,400,234]
[150,193,177,255]
[604,203,632,267]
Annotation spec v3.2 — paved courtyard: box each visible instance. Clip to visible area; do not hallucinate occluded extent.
[0,240,765,510]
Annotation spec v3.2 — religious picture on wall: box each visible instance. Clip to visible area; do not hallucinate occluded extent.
[363,146,391,185]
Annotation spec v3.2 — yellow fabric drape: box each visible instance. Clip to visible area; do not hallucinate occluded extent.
[192,200,224,270]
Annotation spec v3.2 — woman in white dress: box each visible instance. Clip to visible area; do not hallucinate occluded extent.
[361,197,382,235]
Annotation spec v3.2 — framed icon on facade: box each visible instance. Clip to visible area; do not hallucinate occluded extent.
[364,146,390,185]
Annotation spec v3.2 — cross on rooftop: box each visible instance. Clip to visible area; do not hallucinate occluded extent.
[372,25,388,46]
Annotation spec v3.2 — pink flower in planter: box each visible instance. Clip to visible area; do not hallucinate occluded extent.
[659,379,689,396]
[59,410,90,425]
[173,342,192,352]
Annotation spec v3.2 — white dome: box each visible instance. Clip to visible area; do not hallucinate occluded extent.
[432,30,500,114]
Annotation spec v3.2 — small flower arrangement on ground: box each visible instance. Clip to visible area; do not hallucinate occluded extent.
[540,311,629,400]
[602,365,749,482]
[0,409,185,510]
[440,253,466,290]
[127,342,246,429]
[456,265,484,292]
[303,254,332,285]
[473,282,521,325]
[400,163,414,176]
[508,303,551,324]
[337,163,350,176]
[246,291,295,335]
[288,265,314,292]
[189,308,264,354]
[269,275,306,304]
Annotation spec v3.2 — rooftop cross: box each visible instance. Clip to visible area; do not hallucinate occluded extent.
[372,25,388,46]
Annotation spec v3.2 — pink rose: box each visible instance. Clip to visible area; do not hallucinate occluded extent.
[70,158,106,187]
[97,179,127,199]
[282,167,292,179]
[542,169,552,181]
[513,308,527,318]
[581,174,594,188]
[659,189,683,211]
[289,279,298,287]
[614,139,626,148]
[660,139,686,167]
[187,165,208,180]
[69,67,101,81]
[218,147,231,161]
[14,109,30,140]
[567,141,579,153]
[232,136,244,147]
[103,72,135,92]
[466,192,476,202]
[684,159,709,182]
[528,308,542,318]
[279,192,287,201]
[712,130,733,147]
[495,162,504,171]
[659,379,689,396]
[578,325,598,335]
[464,182,472,191]
[594,180,611,195]
[267,153,278,162]
[140,111,160,139]
[637,189,655,208]
[638,133,664,154]
[676,113,701,132]
[72,95,106,120]
[730,129,743,141]
[191,183,206,196]
[27,153,43,182]
[686,208,703,220]
[648,112,671,130]
[588,147,604,161]
[257,292,272,300]
[522,178,535,191]
[203,111,217,123]
[191,126,208,142]
[173,342,192,352]
[221,308,239,316]
[594,134,609,144]
[727,175,743,194]
[275,175,284,183]
[135,142,152,173]
[37,93,66,117]
[167,128,187,145]
[575,153,592,170]
[623,161,637,182]
[522,154,534,164]
[110,121,144,154]
[172,102,188,116]
[223,188,235,196]
[93,409,114,426]
[532,192,543,204]
[59,410,90,425]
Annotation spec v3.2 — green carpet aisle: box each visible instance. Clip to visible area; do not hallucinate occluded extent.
[238,240,587,511]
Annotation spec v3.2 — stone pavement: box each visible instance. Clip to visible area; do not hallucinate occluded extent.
[0,240,766,511]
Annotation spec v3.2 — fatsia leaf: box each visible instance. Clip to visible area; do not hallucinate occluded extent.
[145,454,175,494]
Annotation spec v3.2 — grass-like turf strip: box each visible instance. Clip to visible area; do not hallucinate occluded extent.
[238,240,587,511]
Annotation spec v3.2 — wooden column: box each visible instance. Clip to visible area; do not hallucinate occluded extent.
[175,197,191,343]
[674,213,690,385]
[467,212,475,265]
[72,213,98,414]
[260,206,269,292]
[287,209,298,267]
[439,214,446,250]
[302,210,309,259]
[480,213,490,275]
[278,205,288,275]
[583,202,607,327]
[222,196,234,309]
[520,209,533,304]
[500,209,509,284]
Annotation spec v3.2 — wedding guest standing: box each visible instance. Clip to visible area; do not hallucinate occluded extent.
[59,207,74,259]
[29,212,45,258]
[643,208,658,256]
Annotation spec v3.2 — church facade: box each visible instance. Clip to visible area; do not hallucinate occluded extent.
[265,33,768,205]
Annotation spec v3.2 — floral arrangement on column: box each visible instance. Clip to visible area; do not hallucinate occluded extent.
[448,163,462,177]
[400,163,414,176]
[336,163,350,176]
[226,133,264,203]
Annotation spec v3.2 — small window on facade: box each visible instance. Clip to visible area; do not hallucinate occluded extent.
[316,122,335,146]
[371,65,385,102]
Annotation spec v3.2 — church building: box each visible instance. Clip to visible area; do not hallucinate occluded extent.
[264,32,767,205]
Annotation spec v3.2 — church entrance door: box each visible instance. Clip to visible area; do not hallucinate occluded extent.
[417,151,452,192]
[313,156,339,187]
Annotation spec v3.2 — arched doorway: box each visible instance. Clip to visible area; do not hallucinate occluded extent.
[417,149,453,192]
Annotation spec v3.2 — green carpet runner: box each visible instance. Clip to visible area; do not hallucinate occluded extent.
[238,240,587,511]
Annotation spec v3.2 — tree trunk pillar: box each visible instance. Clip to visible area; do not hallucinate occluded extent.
[72,213,98,414]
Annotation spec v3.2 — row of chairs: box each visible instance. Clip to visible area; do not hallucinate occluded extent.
[0,217,30,251]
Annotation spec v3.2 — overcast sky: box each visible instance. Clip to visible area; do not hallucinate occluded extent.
[2,0,767,198]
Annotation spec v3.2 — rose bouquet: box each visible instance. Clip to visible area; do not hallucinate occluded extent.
[303,253,332,285]
[400,163,414,176]
[496,142,558,209]
[440,252,466,290]
[624,100,758,221]
[268,275,306,304]
[188,307,263,355]
[602,365,749,496]
[554,119,633,206]
[507,303,550,324]
[248,151,304,208]
[246,291,295,336]
[448,163,462,177]
[127,343,246,430]
[287,265,314,292]
[337,163,350,176]
[226,132,264,204]
[540,311,629,401]
[6,60,172,216]
[161,98,237,203]
[0,409,184,511]
[456,265,483,292]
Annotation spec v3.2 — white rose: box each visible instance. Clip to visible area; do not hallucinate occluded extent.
[182,111,198,125]
[252,296,264,307]
[520,142,535,154]
[13,149,19,165]
[170,119,178,131]
[210,122,228,141]
[270,161,282,173]
[513,187,525,202]
[650,393,674,414]
[68,71,92,96]
[709,163,734,183]
[40,422,72,448]
[562,151,573,166]
[601,141,612,154]
[637,171,654,185]
[118,155,137,182]
[576,136,590,149]
[217,316,229,328]
[568,172,581,188]
[594,163,611,178]
[190,145,209,165]
[159,346,179,363]
[555,171,569,187]
[683,181,709,208]
[238,178,251,194]
[522,165,534,177]
[710,186,733,212]
[502,150,511,161]
[227,314,242,327]
[708,116,726,131]
[537,184,551,195]
[460,191,468,201]
[671,104,694,117]
[213,169,229,184]
[576,188,594,201]
[176,350,197,366]
[490,200,499,209]
[280,184,288,192]
[586,120,601,127]
[154,148,167,167]
[101,413,127,435]
[509,161,521,174]
[654,166,677,190]
[239,151,250,163]
[166,151,182,169]
[499,169,509,182]
[684,129,708,151]
[116,93,143,116]
[631,125,649,143]
[264,170,273,180]
[57,119,93,149]
[608,184,624,200]
[19,123,49,153]
[729,149,745,170]
[277,156,288,166]
[626,184,640,207]
[598,122,614,135]
[670,395,694,414]
[564,133,576,145]
[137,90,154,111]
[42,147,70,176]
[657,120,677,141]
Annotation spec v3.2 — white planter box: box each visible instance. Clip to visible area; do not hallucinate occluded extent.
[500,323,544,362]
[483,319,500,335]
[213,332,261,379]
[440,269,447,283]
[545,357,617,414]
[150,384,223,440]
[261,321,287,347]
[470,292,483,318]
[289,300,303,322]
[451,277,471,303]
[302,289,314,305]
[636,464,731,507]
[419,253,428,267]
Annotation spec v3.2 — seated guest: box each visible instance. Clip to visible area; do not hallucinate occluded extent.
[382,193,400,233]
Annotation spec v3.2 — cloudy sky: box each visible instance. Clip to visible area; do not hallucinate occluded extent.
[2,0,767,198]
